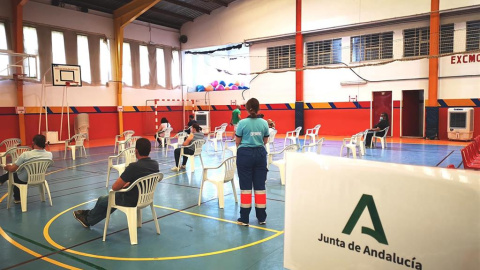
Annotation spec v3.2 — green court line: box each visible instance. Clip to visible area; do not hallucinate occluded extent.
[5,230,105,270]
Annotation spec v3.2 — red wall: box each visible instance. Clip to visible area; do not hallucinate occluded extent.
[1,104,479,144]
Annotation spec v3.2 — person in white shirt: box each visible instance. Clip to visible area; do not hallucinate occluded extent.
[0,134,53,203]
[154,117,171,147]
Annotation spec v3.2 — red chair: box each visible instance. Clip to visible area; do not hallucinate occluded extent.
[461,146,480,170]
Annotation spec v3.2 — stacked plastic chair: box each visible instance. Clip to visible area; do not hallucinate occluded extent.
[461,136,480,170]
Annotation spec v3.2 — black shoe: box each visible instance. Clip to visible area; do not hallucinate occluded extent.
[73,210,90,228]
[236,218,249,226]
[259,220,266,225]
[14,199,21,204]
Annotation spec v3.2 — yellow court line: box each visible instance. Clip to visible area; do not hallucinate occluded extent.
[155,205,280,233]
[0,193,6,203]
[44,201,283,261]
[0,227,82,270]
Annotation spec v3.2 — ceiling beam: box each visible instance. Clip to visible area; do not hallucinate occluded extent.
[209,0,228,7]
[62,0,113,14]
[114,0,162,27]
[164,0,210,14]
[149,6,194,21]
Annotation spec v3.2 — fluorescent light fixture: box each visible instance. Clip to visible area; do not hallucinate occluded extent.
[340,80,367,86]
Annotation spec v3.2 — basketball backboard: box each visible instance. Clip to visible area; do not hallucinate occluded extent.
[52,64,82,86]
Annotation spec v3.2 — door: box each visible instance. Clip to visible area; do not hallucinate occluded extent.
[372,91,392,136]
[402,90,424,137]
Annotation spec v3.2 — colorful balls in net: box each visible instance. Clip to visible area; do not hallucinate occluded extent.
[216,84,225,91]
[205,85,214,91]
[196,85,205,92]
[219,80,226,86]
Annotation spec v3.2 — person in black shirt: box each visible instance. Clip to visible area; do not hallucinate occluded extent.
[73,138,159,228]
[365,112,390,147]
[184,114,197,134]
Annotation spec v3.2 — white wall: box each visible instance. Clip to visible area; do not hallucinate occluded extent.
[182,0,480,50]
[243,13,480,103]
[0,1,183,107]
[181,0,295,50]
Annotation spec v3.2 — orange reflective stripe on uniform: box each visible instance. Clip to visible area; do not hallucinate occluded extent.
[255,190,266,208]
[240,190,252,208]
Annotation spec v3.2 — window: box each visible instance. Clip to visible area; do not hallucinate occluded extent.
[139,45,149,86]
[0,22,8,76]
[171,50,180,87]
[156,48,165,87]
[23,26,39,78]
[267,44,296,69]
[122,42,132,86]
[100,38,111,85]
[466,20,480,51]
[440,24,454,54]
[51,31,66,64]
[306,39,342,66]
[404,27,429,57]
[351,32,393,62]
[77,35,91,83]
[404,25,455,57]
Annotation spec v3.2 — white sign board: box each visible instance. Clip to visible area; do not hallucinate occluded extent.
[284,153,480,270]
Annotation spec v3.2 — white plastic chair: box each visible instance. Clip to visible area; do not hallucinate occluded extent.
[198,156,238,209]
[302,137,324,154]
[268,144,300,185]
[64,134,87,160]
[284,126,302,147]
[103,172,164,245]
[7,158,53,212]
[341,131,367,159]
[115,130,135,154]
[207,125,226,152]
[165,132,188,157]
[156,127,174,148]
[221,139,237,160]
[77,125,89,141]
[126,136,142,149]
[371,126,390,149]
[266,129,277,153]
[0,138,21,165]
[304,124,321,146]
[106,147,137,187]
[178,139,206,172]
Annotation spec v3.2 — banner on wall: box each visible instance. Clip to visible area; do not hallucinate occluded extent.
[284,153,479,270]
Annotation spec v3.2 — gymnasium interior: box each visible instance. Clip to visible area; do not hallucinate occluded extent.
[0,0,479,269]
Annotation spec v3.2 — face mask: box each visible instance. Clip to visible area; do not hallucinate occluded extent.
[380,117,384,120]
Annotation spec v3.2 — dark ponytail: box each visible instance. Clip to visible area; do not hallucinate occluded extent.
[245,98,260,118]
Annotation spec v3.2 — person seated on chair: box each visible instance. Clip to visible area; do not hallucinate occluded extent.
[184,114,197,134]
[73,138,159,228]
[154,117,171,147]
[365,112,390,147]
[171,123,204,171]
[0,134,52,204]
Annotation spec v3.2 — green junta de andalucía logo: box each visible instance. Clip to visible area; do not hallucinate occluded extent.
[342,194,388,245]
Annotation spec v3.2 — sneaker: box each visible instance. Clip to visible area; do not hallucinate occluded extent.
[14,199,21,204]
[259,221,266,225]
[73,210,90,228]
[171,166,179,171]
[180,165,186,170]
[236,219,249,226]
